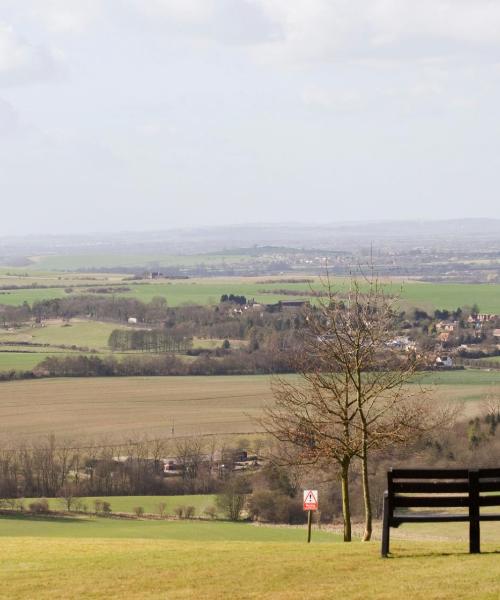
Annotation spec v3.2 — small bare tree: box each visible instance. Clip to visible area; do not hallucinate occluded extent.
[262,270,437,541]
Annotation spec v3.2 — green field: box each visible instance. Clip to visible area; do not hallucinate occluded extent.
[0,352,72,371]
[1,372,499,441]
[27,253,254,271]
[0,319,129,351]
[0,518,499,599]
[2,275,500,312]
[29,495,217,517]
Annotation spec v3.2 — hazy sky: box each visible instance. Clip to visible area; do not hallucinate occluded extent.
[1,1,500,235]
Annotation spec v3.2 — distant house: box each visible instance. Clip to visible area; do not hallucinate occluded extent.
[266,300,308,312]
[436,356,453,368]
[436,321,457,333]
[468,314,498,323]
[128,317,138,324]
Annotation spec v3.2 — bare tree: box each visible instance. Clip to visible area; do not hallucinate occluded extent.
[262,270,437,541]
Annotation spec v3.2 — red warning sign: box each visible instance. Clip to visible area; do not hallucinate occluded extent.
[303,489,318,511]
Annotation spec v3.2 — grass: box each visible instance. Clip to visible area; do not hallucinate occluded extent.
[0,514,338,543]
[3,274,500,312]
[0,352,72,372]
[416,370,500,385]
[28,253,254,270]
[0,524,500,599]
[1,372,499,440]
[0,375,273,439]
[0,319,130,351]
[30,495,217,517]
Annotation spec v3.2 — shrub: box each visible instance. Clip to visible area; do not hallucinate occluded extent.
[248,491,306,524]
[216,476,251,521]
[184,505,195,519]
[203,505,217,519]
[133,506,144,517]
[28,499,49,514]
[173,505,185,519]
[93,499,112,515]
[157,502,167,518]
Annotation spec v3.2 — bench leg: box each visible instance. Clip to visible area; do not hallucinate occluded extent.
[469,518,480,554]
[381,493,390,557]
[469,470,480,554]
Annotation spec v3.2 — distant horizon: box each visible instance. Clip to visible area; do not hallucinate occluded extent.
[3,216,500,241]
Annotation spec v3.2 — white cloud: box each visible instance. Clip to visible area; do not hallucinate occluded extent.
[0,23,64,86]
[128,0,214,24]
[24,0,102,33]
[0,96,20,134]
[252,0,500,64]
[301,86,363,111]
[126,0,276,44]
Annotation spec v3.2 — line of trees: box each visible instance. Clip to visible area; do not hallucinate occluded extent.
[108,329,192,353]
[30,348,294,378]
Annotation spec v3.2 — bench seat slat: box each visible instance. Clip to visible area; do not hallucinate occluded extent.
[479,481,500,493]
[393,481,469,493]
[394,495,469,508]
[393,513,500,523]
[478,468,500,478]
[390,469,468,479]
[392,514,470,523]
[479,495,500,507]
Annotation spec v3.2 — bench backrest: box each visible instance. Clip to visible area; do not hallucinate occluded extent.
[387,468,500,511]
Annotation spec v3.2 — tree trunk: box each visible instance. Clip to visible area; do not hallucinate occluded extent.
[340,458,352,542]
[361,436,372,541]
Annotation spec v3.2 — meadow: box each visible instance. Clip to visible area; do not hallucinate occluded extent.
[2,274,500,312]
[30,495,217,516]
[0,351,72,372]
[0,319,129,351]
[0,518,499,599]
[1,371,499,441]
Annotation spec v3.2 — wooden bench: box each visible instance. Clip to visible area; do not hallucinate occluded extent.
[381,468,500,556]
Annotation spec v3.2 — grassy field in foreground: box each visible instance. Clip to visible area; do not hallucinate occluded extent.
[0,515,338,543]
[1,372,499,440]
[0,527,499,599]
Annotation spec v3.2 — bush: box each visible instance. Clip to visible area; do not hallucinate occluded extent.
[94,499,112,515]
[184,505,195,519]
[203,505,217,519]
[75,500,88,513]
[157,502,167,518]
[28,499,49,514]
[133,506,144,517]
[248,491,306,524]
[173,505,185,519]
[216,476,251,521]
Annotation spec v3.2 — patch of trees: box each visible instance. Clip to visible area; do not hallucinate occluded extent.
[108,329,192,353]
[32,348,293,378]
[220,294,247,305]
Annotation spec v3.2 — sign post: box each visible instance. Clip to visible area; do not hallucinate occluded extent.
[303,490,318,543]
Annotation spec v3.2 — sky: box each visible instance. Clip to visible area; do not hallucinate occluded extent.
[1,0,500,235]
